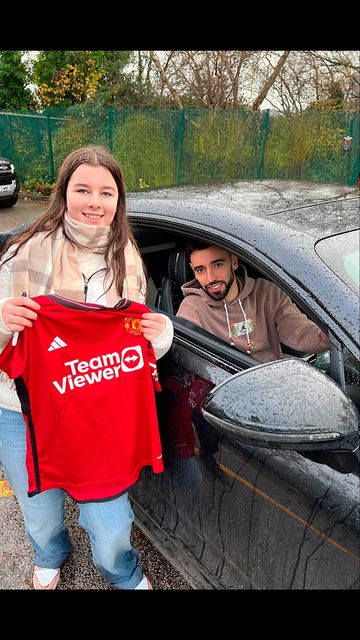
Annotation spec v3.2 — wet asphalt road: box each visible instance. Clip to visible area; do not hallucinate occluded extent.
[0,195,47,232]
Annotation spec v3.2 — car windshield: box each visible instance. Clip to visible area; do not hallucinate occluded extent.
[315,230,360,294]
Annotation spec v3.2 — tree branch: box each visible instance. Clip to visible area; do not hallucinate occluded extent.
[149,51,183,109]
[251,51,291,111]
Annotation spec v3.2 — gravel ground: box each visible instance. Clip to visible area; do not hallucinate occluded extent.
[0,466,190,590]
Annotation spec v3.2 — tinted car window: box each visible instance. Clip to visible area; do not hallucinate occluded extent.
[343,346,360,411]
[315,230,360,292]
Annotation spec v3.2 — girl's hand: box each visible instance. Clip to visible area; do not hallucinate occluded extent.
[2,296,41,332]
[141,312,166,341]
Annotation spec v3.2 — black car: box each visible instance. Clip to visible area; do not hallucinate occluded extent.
[0,157,20,208]
[125,195,359,590]
[1,195,359,589]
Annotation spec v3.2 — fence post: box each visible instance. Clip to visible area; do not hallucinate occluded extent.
[34,116,42,157]
[346,113,359,186]
[349,150,360,186]
[176,110,185,185]
[46,113,55,181]
[108,108,114,152]
[256,109,270,181]
[7,114,14,159]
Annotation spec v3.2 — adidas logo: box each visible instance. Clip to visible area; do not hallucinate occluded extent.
[48,336,68,351]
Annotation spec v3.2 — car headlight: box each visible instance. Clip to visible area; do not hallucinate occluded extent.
[10,164,15,174]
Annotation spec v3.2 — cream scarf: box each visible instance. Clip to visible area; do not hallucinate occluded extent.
[7,213,146,305]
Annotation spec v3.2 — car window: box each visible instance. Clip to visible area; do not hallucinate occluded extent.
[343,346,360,411]
[140,231,359,417]
[138,230,359,406]
[315,230,360,293]
[142,237,320,346]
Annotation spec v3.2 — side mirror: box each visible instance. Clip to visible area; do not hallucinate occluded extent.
[201,359,359,453]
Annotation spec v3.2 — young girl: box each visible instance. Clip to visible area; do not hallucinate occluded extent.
[0,145,173,590]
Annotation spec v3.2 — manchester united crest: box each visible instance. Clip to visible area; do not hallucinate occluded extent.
[124,317,142,335]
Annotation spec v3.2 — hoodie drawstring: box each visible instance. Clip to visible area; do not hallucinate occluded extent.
[224,300,252,354]
[223,301,234,346]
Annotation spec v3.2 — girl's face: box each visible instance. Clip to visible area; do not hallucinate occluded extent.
[66,164,118,227]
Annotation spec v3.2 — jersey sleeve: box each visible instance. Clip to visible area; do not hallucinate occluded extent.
[0,330,27,379]
[146,343,161,392]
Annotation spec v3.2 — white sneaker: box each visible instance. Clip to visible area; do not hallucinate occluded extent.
[33,566,60,590]
[135,575,153,590]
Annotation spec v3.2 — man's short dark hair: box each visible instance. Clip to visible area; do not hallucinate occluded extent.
[186,240,212,261]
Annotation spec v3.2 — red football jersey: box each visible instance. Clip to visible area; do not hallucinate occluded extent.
[0,295,163,502]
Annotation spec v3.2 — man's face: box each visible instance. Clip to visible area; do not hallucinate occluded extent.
[190,246,238,301]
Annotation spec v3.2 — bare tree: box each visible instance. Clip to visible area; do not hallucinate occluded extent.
[146,51,293,110]
[147,51,256,109]
[251,51,290,111]
[306,50,360,110]
[149,51,183,108]
[266,51,359,114]
[144,50,359,112]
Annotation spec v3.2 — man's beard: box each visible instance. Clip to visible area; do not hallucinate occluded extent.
[201,271,235,301]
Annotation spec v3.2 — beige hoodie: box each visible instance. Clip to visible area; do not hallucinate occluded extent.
[177,266,329,362]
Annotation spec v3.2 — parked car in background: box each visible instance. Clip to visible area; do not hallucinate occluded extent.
[0,196,359,589]
[0,157,20,208]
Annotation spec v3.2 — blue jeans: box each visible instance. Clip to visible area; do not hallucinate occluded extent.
[0,408,143,589]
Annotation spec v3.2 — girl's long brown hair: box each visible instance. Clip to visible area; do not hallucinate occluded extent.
[0,146,144,297]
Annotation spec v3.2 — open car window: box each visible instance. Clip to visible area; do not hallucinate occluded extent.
[138,227,359,412]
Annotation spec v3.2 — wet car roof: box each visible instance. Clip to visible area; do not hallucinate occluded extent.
[262,197,359,237]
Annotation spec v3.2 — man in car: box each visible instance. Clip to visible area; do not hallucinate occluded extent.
[176,241,330,362]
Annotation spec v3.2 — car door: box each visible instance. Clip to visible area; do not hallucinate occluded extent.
[130,227,359,590]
